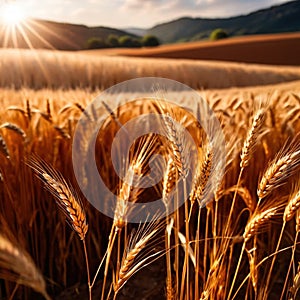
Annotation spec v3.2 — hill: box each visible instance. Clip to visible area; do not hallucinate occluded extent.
[147,0,300,43]
[0,19,137,50]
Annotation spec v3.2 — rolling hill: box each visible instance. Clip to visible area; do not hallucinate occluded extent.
[0,19,137,50]
[147,0,300,43]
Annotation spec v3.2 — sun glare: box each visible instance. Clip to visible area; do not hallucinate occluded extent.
[1,3,26,26]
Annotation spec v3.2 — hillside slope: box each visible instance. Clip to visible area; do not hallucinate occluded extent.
[147,0,300,43]
[0,19,137,50]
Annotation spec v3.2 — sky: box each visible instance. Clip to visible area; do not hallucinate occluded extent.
[0,0,293,29]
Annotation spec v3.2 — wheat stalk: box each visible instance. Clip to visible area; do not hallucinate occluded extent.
[27,157,88,240]
[162,159,177,300]
[245,248,258,295]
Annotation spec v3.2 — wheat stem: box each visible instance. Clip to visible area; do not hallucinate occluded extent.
[83,239,92,300]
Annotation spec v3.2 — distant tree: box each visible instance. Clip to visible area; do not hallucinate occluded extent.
[210,29,229,41]
[131,38,142,48]
[107,34,119,47]
[86,37,107,49]
[142,35,160,47]
[118,35,134,47]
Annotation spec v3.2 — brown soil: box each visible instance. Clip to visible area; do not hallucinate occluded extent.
[81,32,300,66]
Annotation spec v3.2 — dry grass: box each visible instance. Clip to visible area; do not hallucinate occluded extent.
[0,53,300,299]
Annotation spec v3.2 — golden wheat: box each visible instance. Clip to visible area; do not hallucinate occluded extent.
[0,234,50,300]
[284,184,300,222]
[257,138,300,201]
[0,69,299,299]
[27,157,88,240]
[240,108,265,168]
[243,207,278,242]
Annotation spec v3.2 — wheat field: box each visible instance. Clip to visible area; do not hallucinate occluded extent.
[0,49,300,300]
[1,49,300,89]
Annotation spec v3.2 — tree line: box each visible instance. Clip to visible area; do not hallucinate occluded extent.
[86,34,160,49]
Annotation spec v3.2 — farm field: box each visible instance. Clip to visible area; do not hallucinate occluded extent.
[0,41,300,300]
[81,32,300,66]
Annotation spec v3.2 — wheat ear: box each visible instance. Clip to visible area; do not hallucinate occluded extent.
[243,207,278,242]
[240,108,265,168]
[0,134,10,159]
[27,157,91,299]
[74,102,92,121]
[27,156,88,240]
[53,125,71,140]
[46,98,52,119]
[162,157,177,206]
[190,144,213,207]
[163,113,189,178]
[0,122,27,140]
[284,185,300,222]
[0,234,50,300]
[257,138,300,201]
[25,99,31,121]
[288,263,300,300]
[223,186,256,212]
[114,221,161,293]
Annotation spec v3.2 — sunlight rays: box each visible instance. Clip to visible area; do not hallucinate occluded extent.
[0,2,78,87]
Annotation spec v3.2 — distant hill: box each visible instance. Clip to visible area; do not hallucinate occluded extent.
[124,27,147,37]
[147,0,300,43]
[0,19,138,50]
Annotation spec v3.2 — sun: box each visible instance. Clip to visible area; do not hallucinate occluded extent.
[1,3,27,26]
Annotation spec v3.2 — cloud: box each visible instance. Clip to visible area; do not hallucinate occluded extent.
[10,0,291,28]
[122,0,290,17]
[123,0,172,10]
[70,7,86,17]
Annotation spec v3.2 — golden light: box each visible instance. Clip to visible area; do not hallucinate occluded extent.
[1,3,27,26]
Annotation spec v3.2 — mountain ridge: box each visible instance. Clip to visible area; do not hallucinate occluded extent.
[146,0,300,43]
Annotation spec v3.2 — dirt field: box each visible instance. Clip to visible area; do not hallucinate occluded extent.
[81,32,300,66]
